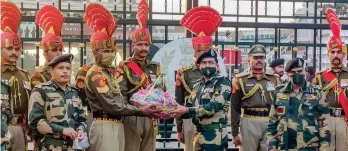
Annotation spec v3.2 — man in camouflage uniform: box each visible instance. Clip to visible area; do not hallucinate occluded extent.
[29,54,87,150]
[1,79,13,151]
[170,49,231,151]
[175,6,222,150]
[312,8,348,151]
[231,45,280,151]
[83,3,157,151]
[1,1,31,150]
[30,5,64,88]
[117,1,162,151]
[268,58,331,151]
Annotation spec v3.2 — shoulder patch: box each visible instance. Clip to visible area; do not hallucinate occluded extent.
[1,79,9,86]
[33,71,41,78]
[82,64,92,72]
[119,60,130,67]
[235,72,249,78]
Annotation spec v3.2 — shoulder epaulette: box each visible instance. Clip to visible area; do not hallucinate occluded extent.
[275,84,286,92]
[148,60,160,66]
[119,60,130,67]
[177,65,193,74]
[235,72,249,78]
[71,86,79,92]
[34,81,52,89]
[19,68,30,75]
[316,68,329,75]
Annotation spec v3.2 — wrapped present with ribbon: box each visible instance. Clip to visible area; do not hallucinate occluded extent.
[130,74,178,118]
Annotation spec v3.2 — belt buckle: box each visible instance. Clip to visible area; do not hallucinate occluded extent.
[62,141,68,149]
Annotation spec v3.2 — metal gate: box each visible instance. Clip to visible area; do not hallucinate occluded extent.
[15,0,348,150]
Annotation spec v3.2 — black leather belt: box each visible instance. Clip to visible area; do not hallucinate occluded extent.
[196,124,226,132]
[244,108,269,117]
[93,111,122,121]
[43,137,72,148]
[330,108,345,117]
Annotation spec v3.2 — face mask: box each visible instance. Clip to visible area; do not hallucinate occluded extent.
[201,67,217,77]
[100,52,115,67]
[291,73,305,86]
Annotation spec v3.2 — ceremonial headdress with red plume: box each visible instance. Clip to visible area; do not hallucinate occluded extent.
[1,0,22,49]
[36,5,65,51]
[84,3,117,50]
[180,6,222,51]
[130,0,151,44]
[326,8,347,53]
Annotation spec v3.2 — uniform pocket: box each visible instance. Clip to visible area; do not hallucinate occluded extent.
[49,98,66,121]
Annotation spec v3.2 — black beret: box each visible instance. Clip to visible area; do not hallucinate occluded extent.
[269,58,285,68]
[248,45,266,56]
[197,49,218,64]
[285,58,305,72]
[47,54,74,67]
[306,66,314,75]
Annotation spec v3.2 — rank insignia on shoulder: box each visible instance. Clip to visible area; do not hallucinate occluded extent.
[277,94,289,100]
[214,90,221,95]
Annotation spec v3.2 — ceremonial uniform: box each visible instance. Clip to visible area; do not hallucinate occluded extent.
[231,45,280,151]
[312,8,348,151]
[1,2,31,150]
[179,49,231,151]
[268,58,331,151]
[176,6,222,150]
[175,63,202,150]
[29,54,87,151]
[84,3,144,151]
[30,5,64,88]
[119,1,160,151]
[1,79,13,151]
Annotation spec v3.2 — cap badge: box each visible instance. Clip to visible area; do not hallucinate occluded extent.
[54,41,60,47]
[211,50,215,56]
[298,59,303,66]
[331,40,338,48]
[13,38,19,46]
[106,40,112,47]
[139,32,146,41]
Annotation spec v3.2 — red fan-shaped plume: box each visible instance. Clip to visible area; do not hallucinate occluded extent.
[84,3,117,36]
[180,6,222,36]
[326,8,341,38]
[36,5,64,36]
[137,0,149,28]
[1,1,21,33]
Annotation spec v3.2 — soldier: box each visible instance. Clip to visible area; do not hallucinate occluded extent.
[83,3,157,151]
[29,54,87,150]
[312,8,348,151]
[30,5,64,88]
[231,45,280,151]
[175,6,223,151]
[118,1,162,151]
[269,58,285,78]
[305,66,314,82]
[268,58,331,151]
[170,49,232,151]
[1,79,13,151]
[1,1,31,150]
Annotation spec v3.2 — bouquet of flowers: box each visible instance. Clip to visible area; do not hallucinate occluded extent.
[130,74,178,118]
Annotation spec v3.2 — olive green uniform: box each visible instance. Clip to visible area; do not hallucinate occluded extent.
[1,63,31,151]
[85,63,144,151]
[313,67,348,151]
[119,58,161,151]
[28,80,87,151]
[231,71,279,151]
[1,79,13,151]
[30,65,52,88]
[268,81,331,151]
[175,63,202,151]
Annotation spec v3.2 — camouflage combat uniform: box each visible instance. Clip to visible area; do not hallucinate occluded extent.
[30,65,52,88]
[180,73,231,151]
[29,80,87,150]
[268,81,331,151]
[175,63,203,151]
[1,79,13,151]
[1,61,31,151]
[118,58,161,151]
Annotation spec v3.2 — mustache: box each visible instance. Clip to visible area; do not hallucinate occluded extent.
[10,55,18,58]
[256,62,263,65]
[61,74,69,78]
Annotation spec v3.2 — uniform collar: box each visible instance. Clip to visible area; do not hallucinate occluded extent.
[247,71,270,81]
[51,80,72,92]
[131,57,150,66]
[1,63,18,73]
[283,81,308,93]
[205,73,219,83]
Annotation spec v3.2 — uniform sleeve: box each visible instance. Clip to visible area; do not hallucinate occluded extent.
[175,71,185,132]
[267,96,279,150]
[29,88,65,135]
[73,96,88,133]
[187,78,231,117]
[86,72,143,116]
[118,66,129,100]
[316,89,331,151]
[74,69,88,108]
[230,78,243,136]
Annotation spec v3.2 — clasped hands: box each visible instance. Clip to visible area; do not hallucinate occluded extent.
[139,103,189,119]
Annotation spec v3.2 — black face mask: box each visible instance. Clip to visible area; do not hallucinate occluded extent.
[201,67,217,77]
[292,73,306,86]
